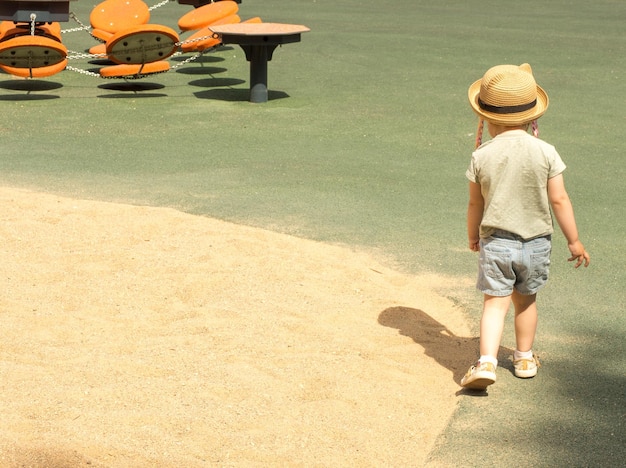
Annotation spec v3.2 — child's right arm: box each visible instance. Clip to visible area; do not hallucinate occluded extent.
[467,181,484,252]
[547,174,590,268]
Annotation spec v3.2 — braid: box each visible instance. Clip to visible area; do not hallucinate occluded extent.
[475,118,484,149]
[531,119,539,138]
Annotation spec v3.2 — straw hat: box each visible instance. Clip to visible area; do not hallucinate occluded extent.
[468,63,549,126]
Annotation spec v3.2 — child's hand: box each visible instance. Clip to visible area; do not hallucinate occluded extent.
[568,240,590,268]
[469,238,480,252]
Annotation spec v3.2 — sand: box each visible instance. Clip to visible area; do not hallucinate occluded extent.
[0,187,475,467]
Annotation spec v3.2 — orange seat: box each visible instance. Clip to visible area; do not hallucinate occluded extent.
[178,0,238,31]
[89,43,108,56]
[106,24,179,65]
[242,17,263,25]
[0,21,63,42]
[90,0,150,34]
[180,31,220,54]
[99,60,169,78]
[0,21,12,39]
[91,28,114,43]
[180,14,241,53]
[0,35,67,69]
[0,59,67,78]
[42,22,63,42]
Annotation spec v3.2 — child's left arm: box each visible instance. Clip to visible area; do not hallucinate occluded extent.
[547,174,590,268]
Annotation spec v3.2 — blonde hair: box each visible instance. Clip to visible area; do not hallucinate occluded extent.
[474,118,539,149]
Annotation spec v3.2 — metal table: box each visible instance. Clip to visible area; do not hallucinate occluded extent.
[210,23,310,103]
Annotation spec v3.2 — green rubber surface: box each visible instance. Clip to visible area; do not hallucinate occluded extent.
[0,1,624,466]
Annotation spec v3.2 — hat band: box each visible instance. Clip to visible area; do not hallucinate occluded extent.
[478,98,537,114]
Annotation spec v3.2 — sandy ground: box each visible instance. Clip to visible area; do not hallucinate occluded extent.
[0,187,476,467]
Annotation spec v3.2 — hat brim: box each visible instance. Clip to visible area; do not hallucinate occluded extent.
[468,78,549,126]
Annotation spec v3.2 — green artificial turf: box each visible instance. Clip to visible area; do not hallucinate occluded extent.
[0,0,624,465]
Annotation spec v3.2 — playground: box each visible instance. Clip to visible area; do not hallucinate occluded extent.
[0,0,624,466]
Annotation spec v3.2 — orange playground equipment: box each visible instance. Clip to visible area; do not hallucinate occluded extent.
[0,0,308,101]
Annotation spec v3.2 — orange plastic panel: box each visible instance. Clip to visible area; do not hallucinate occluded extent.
[91,28,114,42]
[106,24,179,64]
[0,21,63,42]
[178,0,238,31]
[212,13,241,27]
[0,21,12,39]
[180,14,241,52]
[40,23,63,42]
[0,59,67,78]
[0,35,67,68]
[90,0,150,34]
[99,60,169,78]
[89,43,107,55]
[180,31,220,53]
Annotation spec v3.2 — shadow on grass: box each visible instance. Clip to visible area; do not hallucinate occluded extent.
[88,59,115,66]
[0,93,60,101]
[171,49,230,75]
[194,88,289,102]
[171,54,226,65]
[430,356,626,466]
[0,79,62,92]
[188,77,245,88]
[0,79,62,100]
[97,81,165,92]
[175,66,228,76]
[97,92,168,99]
[535,363,626,465]
[378,306,514,393]
[96,81,168,98]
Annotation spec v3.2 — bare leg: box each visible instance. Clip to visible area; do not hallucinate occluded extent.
[461,294,511,388]
[479,294,512,358]
[512,291,538,353]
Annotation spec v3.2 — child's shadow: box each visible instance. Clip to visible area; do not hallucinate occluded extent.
[378,306,513,389]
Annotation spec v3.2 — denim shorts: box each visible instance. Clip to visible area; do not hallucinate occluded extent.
[477,230,552,296]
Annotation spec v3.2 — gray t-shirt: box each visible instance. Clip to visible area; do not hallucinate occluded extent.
[466,129,566,240]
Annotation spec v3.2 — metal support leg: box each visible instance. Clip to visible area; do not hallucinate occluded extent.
[240,44,278,103]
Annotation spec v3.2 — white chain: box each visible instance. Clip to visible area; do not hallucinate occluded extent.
[62,13,92,34]
[149,0,172,11]
[176,32,220,47]
[65,65,101,78]
[170,51,202,69]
